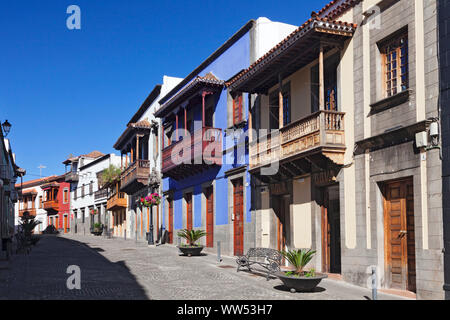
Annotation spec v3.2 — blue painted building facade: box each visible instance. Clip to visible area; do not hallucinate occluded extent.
[155,18,297,256]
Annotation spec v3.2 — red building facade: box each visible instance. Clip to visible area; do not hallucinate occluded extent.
[42,175,71,233]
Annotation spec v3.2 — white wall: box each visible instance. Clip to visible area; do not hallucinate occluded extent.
[71,154,121,219]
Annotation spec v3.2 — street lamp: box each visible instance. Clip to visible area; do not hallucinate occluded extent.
[2,120,11,137]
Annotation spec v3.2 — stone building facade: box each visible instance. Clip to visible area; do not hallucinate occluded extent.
[227,0,443,299]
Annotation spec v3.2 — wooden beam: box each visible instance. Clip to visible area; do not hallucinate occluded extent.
[278,73,284,129]
[319,44,325,110]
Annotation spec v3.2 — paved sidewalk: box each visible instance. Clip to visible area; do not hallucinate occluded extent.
[0,234,411,300]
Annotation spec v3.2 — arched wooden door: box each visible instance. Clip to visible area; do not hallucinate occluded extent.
[233,179,244,256]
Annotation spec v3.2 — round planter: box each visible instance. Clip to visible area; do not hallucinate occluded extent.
[92,229,103,236]
[177,246,204,257]
[276,271,327,293]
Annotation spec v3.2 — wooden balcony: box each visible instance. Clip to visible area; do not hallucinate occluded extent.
[250,110,345,179]
[43,200,59,213]
[162,127,222,180]
[107,191,127,211]
[19,208,36,217]
[94,188,108,200]
[120,159,150,195]
[65,172,79,182]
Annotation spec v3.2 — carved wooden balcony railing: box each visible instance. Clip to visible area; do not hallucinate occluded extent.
[65,172,79,182]
[162,127,222,179]
[107,191,127,211]
[250,110,345,170]
[19,208,36,217]
[43,200,59,212]
[120,159,150,195]
[94,188,108,200]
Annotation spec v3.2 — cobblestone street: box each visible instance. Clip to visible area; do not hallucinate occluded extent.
[0,235,409,300]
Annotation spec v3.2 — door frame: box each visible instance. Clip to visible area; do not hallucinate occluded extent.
[382,177,416,292]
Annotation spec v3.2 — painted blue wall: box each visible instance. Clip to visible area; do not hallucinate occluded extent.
[162,30,252,231]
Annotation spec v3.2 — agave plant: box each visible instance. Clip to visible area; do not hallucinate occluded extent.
[177,229,207,247]
[281,248,316,275]
[19,215,42,239]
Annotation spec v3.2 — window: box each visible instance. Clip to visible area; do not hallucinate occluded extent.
[82,184,85,198]
[63,188,69,204]
[232,94,243,125]
[380,31,409,98]
[74,188,77,200]
[89,182,93,195]
[39,196,43,208]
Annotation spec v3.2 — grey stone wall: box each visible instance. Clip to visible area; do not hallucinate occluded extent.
[348,0,443,299]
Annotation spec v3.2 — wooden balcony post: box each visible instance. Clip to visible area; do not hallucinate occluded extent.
[121,153,123,169]
[319,44,325,111]
[278,73,284,129]
[202,91,206,127]
[136,135,140,161]
[176,113,179,141]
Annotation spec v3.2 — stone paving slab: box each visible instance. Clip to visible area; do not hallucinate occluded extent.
[0,234,411,300]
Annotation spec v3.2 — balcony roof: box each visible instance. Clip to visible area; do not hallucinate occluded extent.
[113,119,152,151]
[226,16,357,94]
[155,73,225,118]
[41,182,60,189]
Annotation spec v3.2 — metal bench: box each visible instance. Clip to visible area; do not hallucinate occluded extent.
[236,248,282,281]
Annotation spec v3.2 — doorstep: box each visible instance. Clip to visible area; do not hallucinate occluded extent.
[379,288,417,299]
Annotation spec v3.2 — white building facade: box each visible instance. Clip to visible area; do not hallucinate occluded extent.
[65,152,121,235]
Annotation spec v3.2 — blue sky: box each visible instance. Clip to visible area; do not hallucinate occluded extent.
[0,0,329,181]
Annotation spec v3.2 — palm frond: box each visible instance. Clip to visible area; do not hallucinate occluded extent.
[177,229,207,246]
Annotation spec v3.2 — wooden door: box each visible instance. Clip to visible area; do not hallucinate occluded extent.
[206,186,214,248]
[276,197,287,252]
[322,186,341,274]
[186,193,193,230]
[384,179,416,292]
[168,198,174,244]
[233,179,244,256]
[64,215,68,233]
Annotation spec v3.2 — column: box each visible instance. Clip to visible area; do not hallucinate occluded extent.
[319,44,325,111]
[278,74,284,129]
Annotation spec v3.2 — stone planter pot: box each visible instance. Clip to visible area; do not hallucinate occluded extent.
[276,272,327,292]
[177,246,204,257]
[92,229,103,236]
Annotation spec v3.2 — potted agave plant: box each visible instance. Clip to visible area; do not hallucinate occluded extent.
[276,249,327,293]
[177,229,207,256]
[92,223,103,236]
